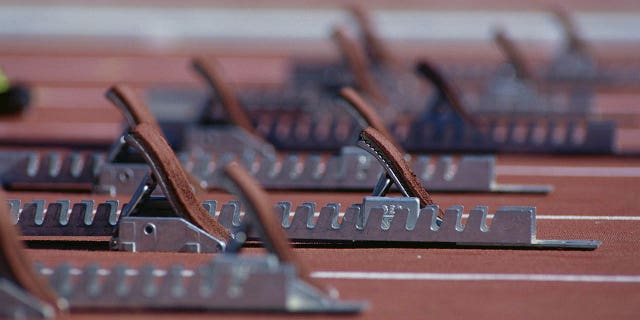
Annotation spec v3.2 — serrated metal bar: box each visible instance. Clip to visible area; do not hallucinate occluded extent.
[145,81,617,154]
[14,199,119,237]
[441,60,640,87]
[38,255,364,313]
[1,151,104,191]
[252,111,616,154]
[289,59,640,90]
[8,198,599,249]
[289,60,599,117]
[0,149,552,195]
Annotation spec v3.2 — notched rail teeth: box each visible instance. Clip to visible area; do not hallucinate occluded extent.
[10,199,595,248]
[39,257,363,312]
[40,261,254,309]
[2,151,104,190]
[250,111,615,154]
[1,149,498,193]
[440,61,640,85]
[100,148,513,194]
[212,201,546,246]
[11,199,119,236]
[188,149,494,192]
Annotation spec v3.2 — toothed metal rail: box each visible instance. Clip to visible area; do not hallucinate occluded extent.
[290,61,597,116]
[8,198,600,249]
[31,256,364,313]
[251,111,616,154]
[289,58,640,90]
[441,62,640,87]
[0,149,551,194]
[147,87,616,155]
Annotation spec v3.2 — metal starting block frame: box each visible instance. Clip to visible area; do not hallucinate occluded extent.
[442,47,640,89]
[217,197,600,249]
[8,197,600,250]
[32,256,363,313]
[2,197,364,316]
[290,58,597,117]
[115,216,225,253]
[169,65,617,153]
[144,53,617,156]
[466,66,595,117]
[252,109,617,154]
[0,144,552,195]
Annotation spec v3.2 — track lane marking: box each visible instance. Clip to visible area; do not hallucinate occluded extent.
[536,215,640,221]
[2,7,640,42]
[496,165,640,177]
[311,272,640,283]
[37,267,640,284]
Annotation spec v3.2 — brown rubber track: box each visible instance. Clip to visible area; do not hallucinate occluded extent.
[1,3,640,319]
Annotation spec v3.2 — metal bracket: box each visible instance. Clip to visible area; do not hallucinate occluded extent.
[116,216,225,253]
[547,50,598,83]
[472,65,594,116]
[183,125,276,158]
[109,168,227,253]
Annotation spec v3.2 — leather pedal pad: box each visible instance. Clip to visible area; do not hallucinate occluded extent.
[126,123,231,242]
[106,84,160,129]
[222,162,329,294]
[340,86,397,145]
[0,191,66,316]
[191,57,257,135]
[359,127,438,210]
[332,26,386,104]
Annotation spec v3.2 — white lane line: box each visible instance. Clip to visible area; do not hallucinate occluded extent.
[38,267,640,284]
[282,212,640,221]
[496,165,640,177]
[311,272,640,283]
[536,215,640,221]
[462,214,640,221]
[0,6,639,41]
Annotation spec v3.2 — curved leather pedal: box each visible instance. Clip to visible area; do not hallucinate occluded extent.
[127,123,231,242]
[106,84,160,129]
[415,60,479,127]
[0,191,65,315]
[340,86,396,144]
[332,26,386,103]
[359,127,438,209]
[223,162,326,292]
[493,28,533,80]
[191,57,257,135]
[106,84,208,195]
[551,7,588,53]
[348,4,396,66]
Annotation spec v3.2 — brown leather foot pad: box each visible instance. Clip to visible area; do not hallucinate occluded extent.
[127,123,231,242]
[360,127,437,208]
